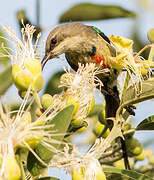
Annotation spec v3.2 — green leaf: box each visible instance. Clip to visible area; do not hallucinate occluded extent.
[104,167,153,180]
[0,66,13,95]
[27,105,74,177]
[44,71,64,95]
[0,29,10,66]
[121,77,154,106]
[136,115,154,130]
[59,3,136,23]
[36,177,59,180]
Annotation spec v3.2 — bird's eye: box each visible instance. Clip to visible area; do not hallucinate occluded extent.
[51,38,57,45]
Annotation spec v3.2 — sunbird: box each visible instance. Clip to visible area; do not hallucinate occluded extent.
[41,22,123,118]
[42,23,132,169]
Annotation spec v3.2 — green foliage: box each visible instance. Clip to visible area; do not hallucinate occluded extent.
[36,177,60,180]
[27,105,74,176]
[59,3,136,23]
[0,66,12,95]
[0,29,10,66]
[44,71,64,95]
[104,167,153,180]
[136,115,154,130]
[0,1,154,180]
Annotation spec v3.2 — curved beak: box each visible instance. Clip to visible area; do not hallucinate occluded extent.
[41,53,52,70]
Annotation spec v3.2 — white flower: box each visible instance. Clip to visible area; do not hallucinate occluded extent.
[60,63,105,119]
[50,122,122,180]
[1,23,40,66]
[0,89,65,178]
[1,24,44,95]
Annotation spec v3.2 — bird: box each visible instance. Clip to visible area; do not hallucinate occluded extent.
[41,22,120,118]
[41,23,131,169]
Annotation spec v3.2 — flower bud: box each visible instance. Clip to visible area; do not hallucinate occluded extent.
[4,153,21,180]
[135,150,145,161]
[148,28,154,43]
[12,59,44,93]
[71,118,84,127]
[86,96,95,116]
[24,58,42,74]
[72,168,84,180]
[12,64,33,91]
[94,121,110,138]
[122,123,135,138]
[66,95,80,118]
[41,94,53,110]
[125,138,143,157]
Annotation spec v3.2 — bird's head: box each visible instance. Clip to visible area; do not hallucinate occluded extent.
[41,23,96,69]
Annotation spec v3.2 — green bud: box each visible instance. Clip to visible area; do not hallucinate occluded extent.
[135,150,145,161]
[94,121,105,136]
[41,94,53,110]
[148,28,154,43]
[102,128,110,138]
[122,123,135,138]
[125,138,143,157]
[32,73,44,92]
[12,59,44,94]
[12,64,33,91]
[72,168,84,180]
[71,118,84,127]
[4,153,21,180]
[24,59,42,74]
[86,96,95,116]
[66,95,80,118]
[98,110,106,125]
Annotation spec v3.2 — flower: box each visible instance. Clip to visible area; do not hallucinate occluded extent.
[0,89,65,179]
[60,63,104,120]
[1,24,44,97]
[109,35,154,86]
[50,121,122,180]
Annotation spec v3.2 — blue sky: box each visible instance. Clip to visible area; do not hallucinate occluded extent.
[0,0,154,179]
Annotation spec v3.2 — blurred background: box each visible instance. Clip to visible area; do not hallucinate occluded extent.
[0,0,154,179]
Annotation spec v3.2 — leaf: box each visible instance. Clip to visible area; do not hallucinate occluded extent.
[104,167,152,180]
[44,71,64,95]
[0,66,13,95]
[36,177,59,180]
[27,105,74,177]
[121,77,154,106]
[136,115,154,130]
[0,29,10,66]
[59,3,136,23]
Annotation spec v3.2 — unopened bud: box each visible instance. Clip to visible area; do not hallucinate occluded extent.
[86,96,95,116]
[4,153,21,180]
[66,95,80,118]
[41,94,53,110]
[135,150,145,161]
[72,168,84,180]
[126,138,143,157]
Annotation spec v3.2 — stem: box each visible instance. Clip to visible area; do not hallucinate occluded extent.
[16,154,27,180]
[36,0,40,26]
[148,44,154,61]
[100,154,123,164]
